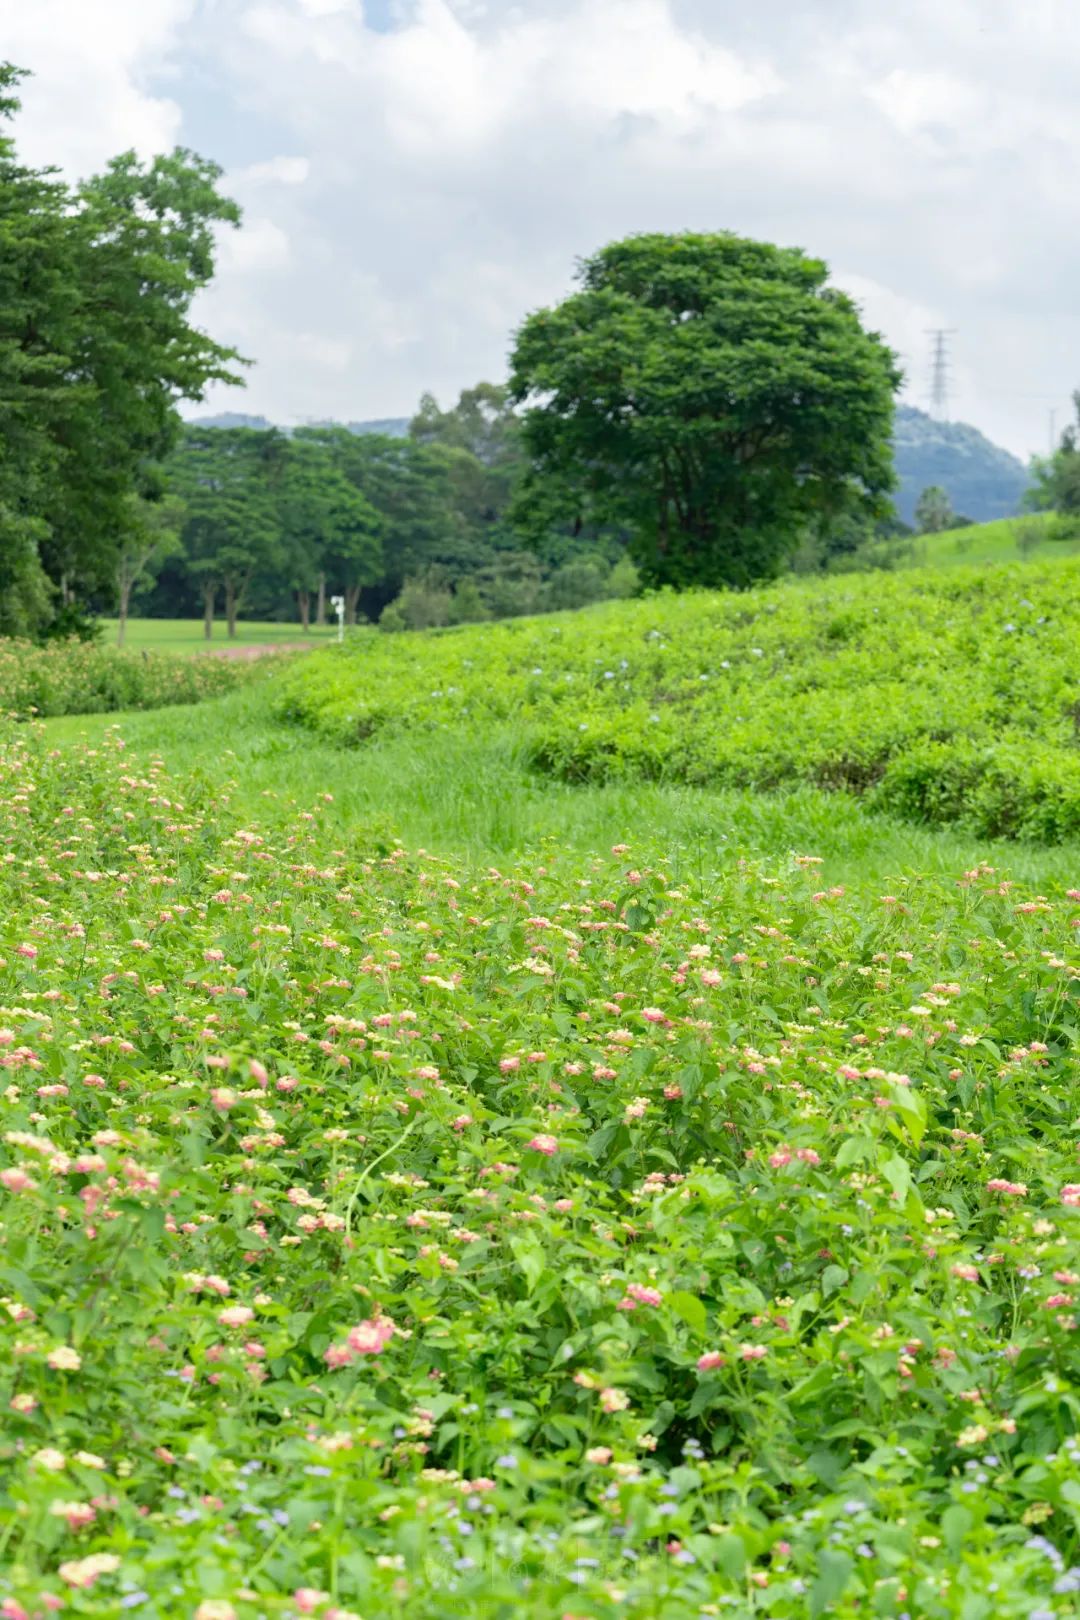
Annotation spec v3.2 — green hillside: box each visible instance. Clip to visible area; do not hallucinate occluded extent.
[276,556,1080,841]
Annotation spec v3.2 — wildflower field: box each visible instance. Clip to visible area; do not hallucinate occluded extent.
[0,640,255,721]
[6,677,1080,1620]
[277,558,1080,842]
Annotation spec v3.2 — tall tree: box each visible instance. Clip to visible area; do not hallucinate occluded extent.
[300,429,460,615]
[913,484,955,534]
[278,437,382,627]
[170,427,284,637]
[114,491,184,646]
[508,231,901,588]
[0,62,244,627]
[1027,392,1080,530]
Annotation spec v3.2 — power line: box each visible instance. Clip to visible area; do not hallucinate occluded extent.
[925,328,957,419]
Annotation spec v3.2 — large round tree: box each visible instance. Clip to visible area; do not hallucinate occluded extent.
[508,232,901,588]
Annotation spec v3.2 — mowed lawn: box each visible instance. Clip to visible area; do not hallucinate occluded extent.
[104,617,345,654]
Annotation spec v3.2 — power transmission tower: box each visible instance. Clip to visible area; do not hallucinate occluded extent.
[925,328,956,419]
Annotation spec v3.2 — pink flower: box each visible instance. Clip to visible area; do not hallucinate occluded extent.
[58,1554,119,1589]
[740,1344,768,1361]
[249,1058,269,1087]
[527,1134,558,1156]
[450,1114,473,1131]
[769,1148,792,1169]
[642,1007,665,1023]
[796,1148,820,1166]
[347,1316,395,1355]
[294,1590,330,1614]
[47,1346,81,1371]
[1062,1185,1080,1206]
[625,1283,663,1307]
[987,1178,1027,1197]
[499,1056,520,1073]
[0,1167,35,1192]
[697,1351,726,1372]
[217,1305,254,1329]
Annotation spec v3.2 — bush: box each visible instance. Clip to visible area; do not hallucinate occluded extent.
[275,555,1080,841]
[0,637,254,718]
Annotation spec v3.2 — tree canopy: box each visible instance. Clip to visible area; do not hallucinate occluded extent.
[0,61,243,634]
[508,231,902,588]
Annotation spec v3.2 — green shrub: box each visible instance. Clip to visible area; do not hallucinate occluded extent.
[0,636,256,718]
[274,556,1080,841]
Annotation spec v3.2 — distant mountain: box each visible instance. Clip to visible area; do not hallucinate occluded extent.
[190,412,409,438]
[892,405,1029,525]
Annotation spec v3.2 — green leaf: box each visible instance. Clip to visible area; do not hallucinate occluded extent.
[942,1503,972,1553]
[509,1234,545,1294]
[880,1152,912,1203]
[811,1549,853,1617]
[668,1290,707,1336]
[821,1264,849,1298]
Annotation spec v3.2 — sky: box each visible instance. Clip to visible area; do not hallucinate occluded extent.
[1,0,1075,459]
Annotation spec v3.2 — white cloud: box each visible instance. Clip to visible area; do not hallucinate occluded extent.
[232,155,311,186]
[218,217,293,274]
[3,0,1080,455]
[0,0,191,175]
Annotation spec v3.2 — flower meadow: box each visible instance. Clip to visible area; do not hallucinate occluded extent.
[6,721,1080,1616]
[0,640,254,721]
[276,558,1080,842]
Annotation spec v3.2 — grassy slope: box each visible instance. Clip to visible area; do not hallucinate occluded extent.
[268,556,1080,843]
[915,510,1067,567]
[41,685,1080,891]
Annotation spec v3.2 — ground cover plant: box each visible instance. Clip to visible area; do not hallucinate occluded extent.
[275,557,1080,843]
[0,639,266,720]
[6,715,1080,1616]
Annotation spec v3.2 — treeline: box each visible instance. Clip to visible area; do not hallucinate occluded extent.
[129,385,638,640]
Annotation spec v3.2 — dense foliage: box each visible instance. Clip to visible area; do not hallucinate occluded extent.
[134,397,637,637]
[276,557,1080,842]
[893,406,1028,527]
[508,233,901,589]
[0,638,254,719]
[0,64,243,637]
[4,723,1080,1616]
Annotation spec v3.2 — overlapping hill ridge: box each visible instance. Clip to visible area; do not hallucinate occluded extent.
[275,557,1080,843]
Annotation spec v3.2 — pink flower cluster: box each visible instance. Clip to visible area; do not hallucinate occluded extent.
[324,1315,396,1368]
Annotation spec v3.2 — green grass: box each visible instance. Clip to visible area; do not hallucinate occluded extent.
[915,510,1066,566]
[103,617,344,654]
[41,684,1080,891]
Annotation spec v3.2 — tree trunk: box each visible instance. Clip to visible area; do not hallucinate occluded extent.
[344,584,360,626]
[297,589,310,632]
[225,578,238,639]
[117,578,132,647]
[59,571,70,607]
[203,582,216,640]
[316,572,326,626]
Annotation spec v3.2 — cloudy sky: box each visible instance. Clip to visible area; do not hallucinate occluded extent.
[1,0,1074,457]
